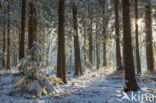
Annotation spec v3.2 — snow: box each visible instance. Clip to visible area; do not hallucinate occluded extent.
[0,68,156,103]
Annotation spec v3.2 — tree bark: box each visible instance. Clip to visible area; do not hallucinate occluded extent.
[145,1,154,72]
[28,1,37,49]
[103,0,107,66]
[83,18,86,61]
[122,0,139,92]
[57,0,67,83]
[88,2,93,64]
[19,0,26,59]
[2,7,6,68]
[72,0,82,75]
[96,23,99,70]
[134,0,141,74]
[70,43,72,65]
[7,2,10,69]
[122,43,125,70]
[115,0,122,71]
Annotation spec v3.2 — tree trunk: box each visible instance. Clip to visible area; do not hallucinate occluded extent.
[28,1,37,49]
[96,23,99,70]
[83,19,86,61]
[145,1,154,72]
[103,42,106,66]
[122,44,125,70]
[88,3,92,64]
[19,0,26,59]
[57,0,67,83]
[2,7,6,68]
[103,0,107,66]
[134,0,141,74]
[7,2,10,69]
[115,0,122,71]
[70,43,72,65]
[14,51,17,66]
[72,0,82,75]
[122,0,139,92]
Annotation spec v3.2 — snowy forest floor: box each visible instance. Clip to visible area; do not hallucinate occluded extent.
[0,67,156,103]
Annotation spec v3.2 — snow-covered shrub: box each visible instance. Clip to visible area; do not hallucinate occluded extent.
[98,66,112,72]
[47,75,63,85]
[81,59,95,73]
[10,43,59,98]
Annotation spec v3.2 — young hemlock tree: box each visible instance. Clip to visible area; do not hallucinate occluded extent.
[19,0,26,59]
[122,0,139,92]
[145,1,154,72]
[115,0,122,71]
[57,0,67,83]
[11,43,57,97]
[72,0,82,75]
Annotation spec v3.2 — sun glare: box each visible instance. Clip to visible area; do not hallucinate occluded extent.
[137,19,143,26]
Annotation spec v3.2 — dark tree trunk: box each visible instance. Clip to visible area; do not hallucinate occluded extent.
[103,0,107,66]
[145,1,154,72]
[19,0,26,59]
[28,2,37,49]
[7,3,10,69]
[2,7,6,68]
[57,0,67,83]
[89,25,93,64]
[103,42,106,66]
[122,44,125,70]
[135,0,141,74]
[88,3,93,64]
[115,0,122,71]
[83,19,86,61]
[14,51,17,66]
[72,1,82,75]
[122,0,139,92]
[96,23,99,70]
[70,43,72,65]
